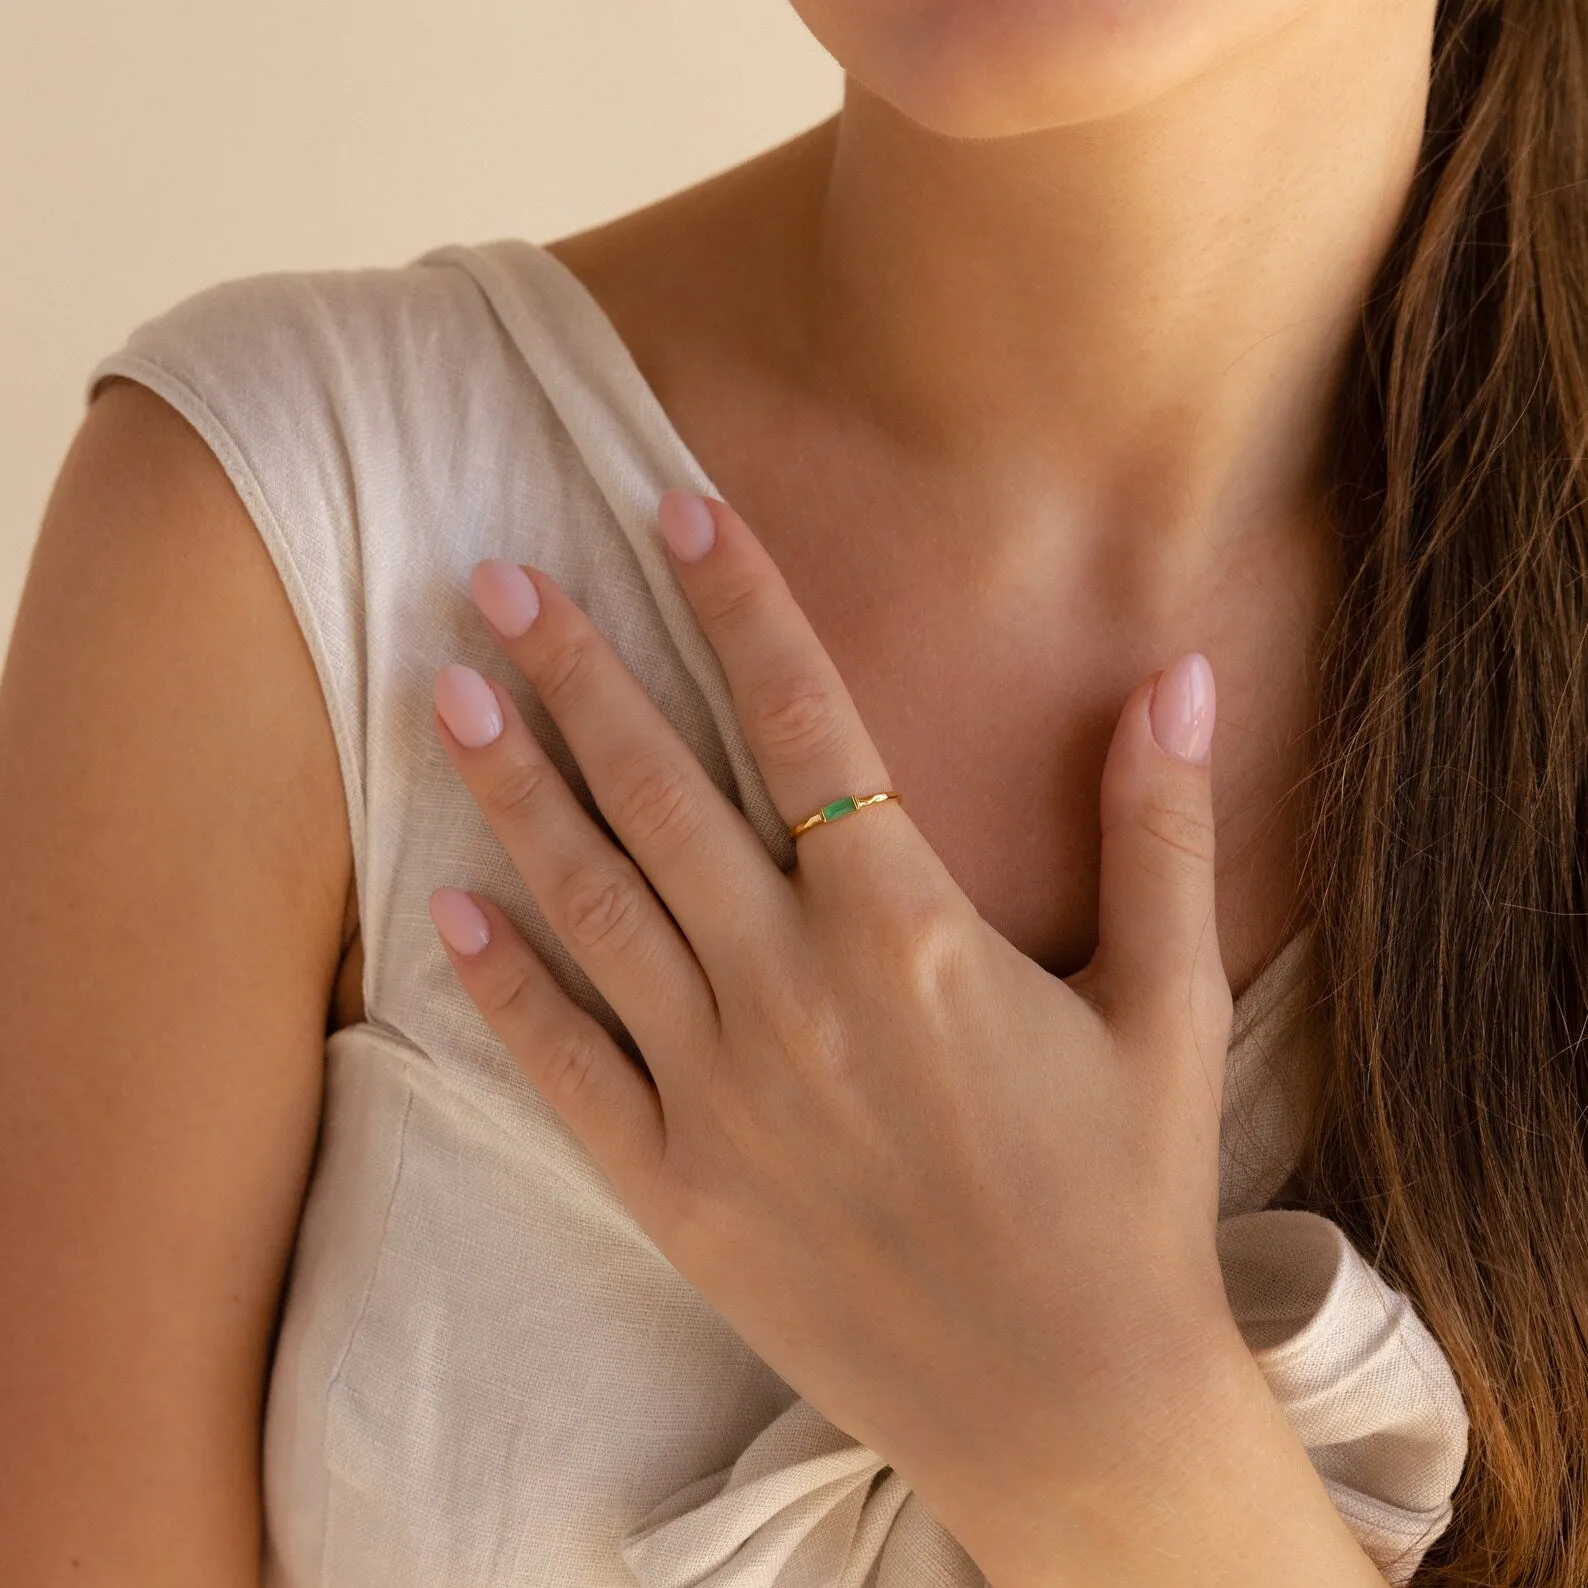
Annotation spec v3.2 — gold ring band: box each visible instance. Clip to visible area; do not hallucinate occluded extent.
[787,789,902,840]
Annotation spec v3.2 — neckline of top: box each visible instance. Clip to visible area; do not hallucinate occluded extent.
[424,235,1312,1027]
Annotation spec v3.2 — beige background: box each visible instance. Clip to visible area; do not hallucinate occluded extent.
[1,1,839,648]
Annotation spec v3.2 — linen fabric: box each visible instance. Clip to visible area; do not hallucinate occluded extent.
[86,237,1469,1587]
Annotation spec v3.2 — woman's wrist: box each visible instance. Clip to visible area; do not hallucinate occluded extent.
[909,1312,1389,1588]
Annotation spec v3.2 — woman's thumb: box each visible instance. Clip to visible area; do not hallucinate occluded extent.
[1084,652,1231,1048]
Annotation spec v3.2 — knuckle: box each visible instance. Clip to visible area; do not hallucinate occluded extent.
[1135,789,1217,869]
[698,573,763,633]
[610,749,704,849]
[745,971,848,1074]
[745,672,846,763]
[480,754,555,823]
[535,637,596,712]
[559,864,649,955]
[475,953,538,1022]
[538,1026,603,1113]
[780,990,849,1065]
[865,892,968,995]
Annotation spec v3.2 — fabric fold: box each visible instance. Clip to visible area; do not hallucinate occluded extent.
[621,1210,1468,1588]
[619,932,1469,1587]
[95,237,1469,1588]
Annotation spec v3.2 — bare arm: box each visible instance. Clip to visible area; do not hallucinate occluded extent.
[0,380,353,1584]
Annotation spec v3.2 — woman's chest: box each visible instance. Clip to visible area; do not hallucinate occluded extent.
[794,589,1320,997]
[333,498,1324,1038]
[329,641,1310,1033]
[534,225,1329,1000]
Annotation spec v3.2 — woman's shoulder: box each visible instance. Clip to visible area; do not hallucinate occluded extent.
[79,240,614,655]
[86,245,539,455]
[78,244,614,935]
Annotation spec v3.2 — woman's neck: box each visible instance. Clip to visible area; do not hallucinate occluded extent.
[788,0,1437,585]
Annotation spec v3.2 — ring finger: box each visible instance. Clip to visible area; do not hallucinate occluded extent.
[655,490,932,898]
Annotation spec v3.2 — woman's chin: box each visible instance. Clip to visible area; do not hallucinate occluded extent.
[792,0,1297,139]
[845,59,1181,140]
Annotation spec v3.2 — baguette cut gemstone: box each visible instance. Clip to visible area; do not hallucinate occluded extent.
[821,796,859,822]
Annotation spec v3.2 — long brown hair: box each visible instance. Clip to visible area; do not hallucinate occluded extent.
[1294,0,1588,1580]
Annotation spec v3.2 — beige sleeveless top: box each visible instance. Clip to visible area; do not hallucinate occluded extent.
[87,238,1469,1587]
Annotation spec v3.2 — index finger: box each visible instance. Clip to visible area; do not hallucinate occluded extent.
[655,489,915,885]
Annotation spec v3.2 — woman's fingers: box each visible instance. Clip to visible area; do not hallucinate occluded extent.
[468,557,794,962]
[432,662,718,1075]
[1085,653,1233,1056]
[428,887,666,1206]
[655,490,919,889]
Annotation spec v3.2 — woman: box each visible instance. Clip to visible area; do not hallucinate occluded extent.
[1,0,1579,1581]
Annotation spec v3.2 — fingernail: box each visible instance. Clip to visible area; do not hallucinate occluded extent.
[471,559,541,637]
[657,488,716,562]
[1149,652,1216,764]
[434,663,504,748]
[430,886,492,956]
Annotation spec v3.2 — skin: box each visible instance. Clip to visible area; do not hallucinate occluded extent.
[0,0,1439,1580]
[426,1,1441,1577]
[428,496,1385,1584]
[0,383,345,1582]
[531,0,1438,1015]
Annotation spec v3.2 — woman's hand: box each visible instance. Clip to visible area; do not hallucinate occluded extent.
[426,489,1377,1586]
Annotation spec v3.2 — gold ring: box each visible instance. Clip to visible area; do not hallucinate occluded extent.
[788,789,902,840]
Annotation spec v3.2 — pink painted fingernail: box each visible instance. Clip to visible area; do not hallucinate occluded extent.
[434,663,504,748]
[1149,652,1216,764]
[430,886,492,956]
[657,488,716,562]
[471,559,541,637]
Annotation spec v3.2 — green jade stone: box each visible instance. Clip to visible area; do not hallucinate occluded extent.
[820,795,859,823]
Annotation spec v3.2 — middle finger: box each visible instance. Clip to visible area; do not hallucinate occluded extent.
[468,556,795,963]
